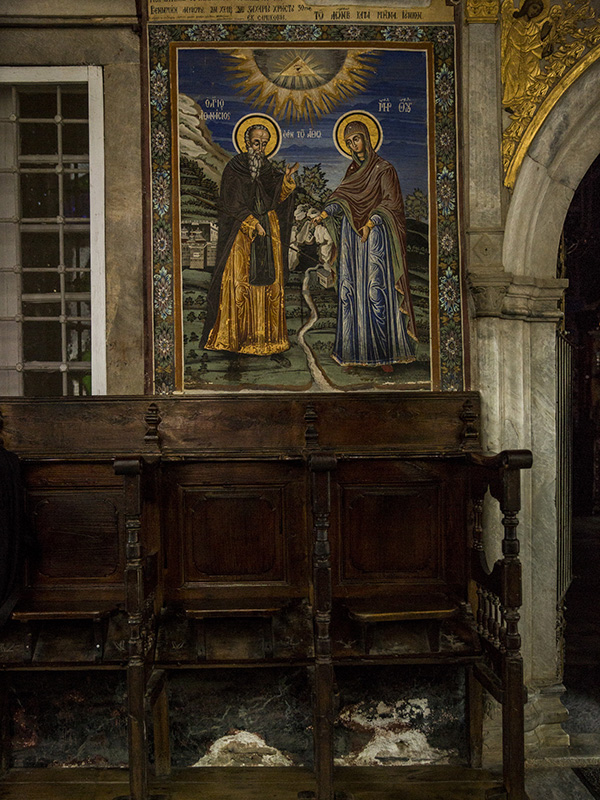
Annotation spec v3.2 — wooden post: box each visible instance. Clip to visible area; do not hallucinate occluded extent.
[127,659,148,800]
[309,452,337,800]
[0,673,9,777]
[147,669,171,778]
[469,450,532,800]
[499,456,529,800]
[503,656,527,800]
[115,458,148,800]
[466,665,483,769]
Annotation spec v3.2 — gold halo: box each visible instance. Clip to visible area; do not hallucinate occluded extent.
[233,114,281,157]
[334,110,383,159]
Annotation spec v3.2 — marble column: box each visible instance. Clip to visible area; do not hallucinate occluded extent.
[471,282,570,759]
[463,0,506,397]
[463,0,571,759]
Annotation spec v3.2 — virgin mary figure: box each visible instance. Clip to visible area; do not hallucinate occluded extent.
[318,118,417,372]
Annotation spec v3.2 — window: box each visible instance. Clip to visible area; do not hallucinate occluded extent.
[0,67,106,396]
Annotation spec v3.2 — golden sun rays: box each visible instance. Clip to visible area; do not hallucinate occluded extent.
[223,48,379,124]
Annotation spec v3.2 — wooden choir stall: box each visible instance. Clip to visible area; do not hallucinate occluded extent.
[0,393,532,800]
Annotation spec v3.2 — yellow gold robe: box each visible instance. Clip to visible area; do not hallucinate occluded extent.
[205,176,295,356]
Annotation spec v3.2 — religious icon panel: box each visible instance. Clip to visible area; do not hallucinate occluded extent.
[149,25,462,392]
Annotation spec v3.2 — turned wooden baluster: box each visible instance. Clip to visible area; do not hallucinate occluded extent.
[114,458,149,800]
[498,454,529,800]
[309,451,338,800]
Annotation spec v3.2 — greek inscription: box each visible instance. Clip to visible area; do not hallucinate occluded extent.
[205,98,225,109]
[295,129,322,138]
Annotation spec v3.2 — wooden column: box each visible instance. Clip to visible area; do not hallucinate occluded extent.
[115,458,148,800]
[309,451,337,800]
[499,458,527,800]
[147,669,171,778]
[0,673,9,777]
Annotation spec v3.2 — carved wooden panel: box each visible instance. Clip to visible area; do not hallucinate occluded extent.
[341,484,441,582]
[332,460,468,598]
[164,461,309,606]
[183,487,284,581]
[22,463,126,599]
[29,492,121,581]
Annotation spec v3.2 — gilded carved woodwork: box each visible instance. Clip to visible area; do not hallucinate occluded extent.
[501,0,600,188]
[466,0,501,24]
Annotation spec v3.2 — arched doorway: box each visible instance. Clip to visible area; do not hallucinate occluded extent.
[560,153,600,768]
[492,56,600,751]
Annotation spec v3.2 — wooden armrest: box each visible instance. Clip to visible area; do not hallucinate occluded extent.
[345,594,459,623]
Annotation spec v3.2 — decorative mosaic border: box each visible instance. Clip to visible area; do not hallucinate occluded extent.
[148,23,462,393]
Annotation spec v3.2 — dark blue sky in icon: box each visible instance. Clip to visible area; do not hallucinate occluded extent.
[177,46,431,198]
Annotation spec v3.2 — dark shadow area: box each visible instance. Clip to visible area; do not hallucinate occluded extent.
[561,152,600,794]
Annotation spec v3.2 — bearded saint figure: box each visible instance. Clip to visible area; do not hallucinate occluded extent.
[317,119,417,373]
[201,123,298,362]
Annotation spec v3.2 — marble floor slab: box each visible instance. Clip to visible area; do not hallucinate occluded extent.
[526,768,597,800]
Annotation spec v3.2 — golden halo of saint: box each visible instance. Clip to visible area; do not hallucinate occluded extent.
[233,114,282,157]
[333,110,383,159]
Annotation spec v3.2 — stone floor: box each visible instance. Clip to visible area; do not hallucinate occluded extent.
[547,514,600,799]
[527,768,596,799]
[0,766,596,800]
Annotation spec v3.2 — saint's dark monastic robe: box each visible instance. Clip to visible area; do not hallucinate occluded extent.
[200,153,296,355]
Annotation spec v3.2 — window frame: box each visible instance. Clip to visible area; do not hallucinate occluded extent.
[0,65,106,395]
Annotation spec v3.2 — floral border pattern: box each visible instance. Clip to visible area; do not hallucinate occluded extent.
[148,23,463,393]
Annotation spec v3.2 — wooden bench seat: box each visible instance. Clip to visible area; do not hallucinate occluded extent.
[0,394,531,800]
[345,593,460,623]
[344,594,466,655]
[11,599,117,622]
[184,600,283,619]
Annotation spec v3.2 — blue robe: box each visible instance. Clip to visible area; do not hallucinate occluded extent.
[324,202,417,367]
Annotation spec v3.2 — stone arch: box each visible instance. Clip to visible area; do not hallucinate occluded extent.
[503,57,600,279]
[491,57,600,754]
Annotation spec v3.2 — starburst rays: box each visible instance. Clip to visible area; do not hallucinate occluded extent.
[224,48,379,124]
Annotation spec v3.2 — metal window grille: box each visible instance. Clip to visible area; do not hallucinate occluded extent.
[0,68,105,396]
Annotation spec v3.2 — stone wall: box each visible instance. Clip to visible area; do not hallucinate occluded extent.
[0,1,145,394]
